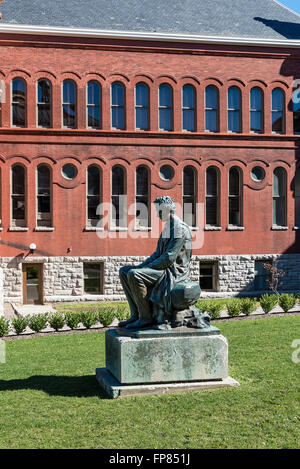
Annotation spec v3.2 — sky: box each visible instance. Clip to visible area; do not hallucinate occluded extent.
[277,0,300,15]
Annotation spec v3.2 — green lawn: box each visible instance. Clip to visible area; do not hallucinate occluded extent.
[0,316,299,449]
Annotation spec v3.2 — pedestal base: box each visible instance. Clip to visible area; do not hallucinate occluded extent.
[96,368,240,399]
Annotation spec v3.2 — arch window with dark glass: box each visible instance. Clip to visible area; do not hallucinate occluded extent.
[205,86,219,132]
[111,82,125,130]
[159,83,173,131]
[135,83,149,130]
[87,165,102,227]
[182,85,196,132]
[293,86,300,134]
[250,87,263,133]
[111,165,126,228]
[272,88,285,134]
[37,164,52,227]
[273,167,287,227]
[62,80,76,128]
[37,79,51,128]
[12,78,26,127]
[136,165,150,229]
[11,164,26,227]
[87,81,101,129]
[206,166,220,226]
[183,166,197,227]
[229,167,243,226]
[295,168,300,227]
[227,86,241,133]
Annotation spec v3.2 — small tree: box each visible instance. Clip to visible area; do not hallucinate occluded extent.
[263,261,285,297]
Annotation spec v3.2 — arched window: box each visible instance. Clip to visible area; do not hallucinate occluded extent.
[295,168,300,227]
[62,80,76,128]
[111,165,126,227]
[87,165,102,227]
[250,87,263,133]
[272,88,285,133]
[12,78,26,127]
[228,86,241,133]
[37,164,51,227]
[111,82,125,130]
[136,165,150,228]
[135,83,149,130]
[205,86,219,132]
[11,164,26,226]
[159,83,173,131]
[37,79,51,128]
[293,89,300,134]
[182,85,196,132]
[206,167,220,226]
[273,167,287,227]
[87,81,101,129]
[183,166,197,227]
[229,167,242,226]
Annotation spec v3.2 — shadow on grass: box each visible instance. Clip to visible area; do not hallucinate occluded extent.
[0,375,108,399]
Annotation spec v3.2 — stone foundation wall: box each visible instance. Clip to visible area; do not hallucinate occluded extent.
[0,254,299,304]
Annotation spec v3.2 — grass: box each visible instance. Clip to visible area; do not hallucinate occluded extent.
[0,316,299,449]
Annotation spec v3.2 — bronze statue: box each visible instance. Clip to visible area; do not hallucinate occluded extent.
[119,196,209,330]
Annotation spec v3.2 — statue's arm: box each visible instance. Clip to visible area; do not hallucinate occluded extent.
[146,233,186,270]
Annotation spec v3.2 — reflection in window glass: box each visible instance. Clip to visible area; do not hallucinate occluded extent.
[250,87,263,133]
[272,88,285,133]
[12,78,26,127]
[62,80,76,128]
[182,85,196,132]
[87,81,101,129]
[111,82,125,130]
[273,167,286,226]
[228,87,241,133]
[159,84,173,131]
[205,86,219,132]
[37,79,51,128]
[135,83,149,130]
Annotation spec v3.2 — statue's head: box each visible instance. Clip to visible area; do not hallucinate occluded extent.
[154,196,176,222]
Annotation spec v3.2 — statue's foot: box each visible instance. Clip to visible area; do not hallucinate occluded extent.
[118,315,138,328]
[125,319,153,329]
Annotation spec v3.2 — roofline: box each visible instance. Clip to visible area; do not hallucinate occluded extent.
[0,23,300,48]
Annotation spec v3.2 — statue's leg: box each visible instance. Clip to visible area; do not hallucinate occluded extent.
[118,266,139,325]
[126,267,164,326]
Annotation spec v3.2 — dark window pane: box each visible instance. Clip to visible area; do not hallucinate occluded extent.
[112,106,124,130]
[206,86,218,109]
[87,106,100,128]
[206,167,217,196]
[205,110,217,132]
[159,108,172,130]
[228,110,240,132]
[12,165,25,195]
[229,168,240,196]
[250,111,262,132]
[88,165,100,196]
[63,104,76,128]
[136,83,149,107]
[136,107,149,130]
[112,82,125,106]
[159,84,172,107]
[63,80,75,104]
[183,166,195,196]
[183,109,195,132]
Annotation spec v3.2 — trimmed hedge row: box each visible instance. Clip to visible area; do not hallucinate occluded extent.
[0,304,131,337]
[0,294,299,337]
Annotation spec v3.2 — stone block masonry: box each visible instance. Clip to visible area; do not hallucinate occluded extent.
[0,253,299,304]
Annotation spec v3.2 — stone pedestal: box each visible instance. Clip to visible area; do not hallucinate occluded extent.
[96,327,239,398]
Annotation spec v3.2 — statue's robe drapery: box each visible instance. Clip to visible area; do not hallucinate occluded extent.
[138,215,193,319]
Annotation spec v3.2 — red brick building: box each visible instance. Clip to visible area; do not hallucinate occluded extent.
[0,0,299,305]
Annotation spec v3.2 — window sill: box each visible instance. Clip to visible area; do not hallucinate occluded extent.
[34,227,55,232]
[226,226,245,231]
[109,227,128,232]
[0,227,3,231]
[293,226,300,230]
[204,226,222,231]
[9,226,29,232]
[133,227,152,232]
[84,226,104,232]
[271,225,288,231]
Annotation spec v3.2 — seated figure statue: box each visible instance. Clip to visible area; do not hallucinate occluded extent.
[119,196,207,330]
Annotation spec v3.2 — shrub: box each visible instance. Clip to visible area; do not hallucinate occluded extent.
[195,300,208,313]
[28,314,48,333]
[12,316,28,335]
[48,312,65,331]
[98,308,116,327]
[0,317,10,337]
[278,294,296,313]
[115,304,130,322]
[206,301,223,319]
[240,298,257,316]
[227,300,242,317]
[295,292,300,302]
[80,310,97,329]
[259,294,278,314]
[65,311,81,330]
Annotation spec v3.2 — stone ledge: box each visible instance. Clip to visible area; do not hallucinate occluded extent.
[96,368,240,399]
